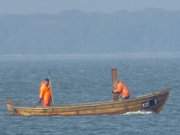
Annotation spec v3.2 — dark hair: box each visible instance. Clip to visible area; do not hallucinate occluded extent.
[44,78,50,82]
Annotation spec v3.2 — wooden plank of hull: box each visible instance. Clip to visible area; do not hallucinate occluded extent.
[7,89,169,116]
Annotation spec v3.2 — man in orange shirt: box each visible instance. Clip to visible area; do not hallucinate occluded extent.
[39,78,53,107]
[112,80,130,101]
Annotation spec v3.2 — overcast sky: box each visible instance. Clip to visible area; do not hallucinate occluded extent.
[0,0,180,14]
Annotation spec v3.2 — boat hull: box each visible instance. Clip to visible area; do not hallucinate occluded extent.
[7,89,169,116]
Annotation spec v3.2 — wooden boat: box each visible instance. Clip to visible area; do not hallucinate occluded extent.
[7,88,169,116]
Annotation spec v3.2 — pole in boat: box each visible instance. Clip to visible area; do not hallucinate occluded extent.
[112,68,118,100]
[48,71,55,105]
[112,68,118,87]
[49,80,54,105]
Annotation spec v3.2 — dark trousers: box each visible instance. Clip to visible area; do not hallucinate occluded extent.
[112,93,129,101]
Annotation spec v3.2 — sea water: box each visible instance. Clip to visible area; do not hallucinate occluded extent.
[0,56,179,135]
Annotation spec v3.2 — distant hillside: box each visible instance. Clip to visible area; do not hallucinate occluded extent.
[0,9,180,54]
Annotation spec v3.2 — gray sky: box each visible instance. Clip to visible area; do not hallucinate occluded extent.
[0,0,180,14]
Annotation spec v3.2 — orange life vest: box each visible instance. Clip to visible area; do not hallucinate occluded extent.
[114,81,130,98]
[39,83,52,107]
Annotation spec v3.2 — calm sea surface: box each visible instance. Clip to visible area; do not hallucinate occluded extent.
[0,57,179,135]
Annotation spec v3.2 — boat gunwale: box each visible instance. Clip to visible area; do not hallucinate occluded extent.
[12,89,170,110]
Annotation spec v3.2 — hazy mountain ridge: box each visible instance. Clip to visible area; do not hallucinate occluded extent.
[0,9,180,54]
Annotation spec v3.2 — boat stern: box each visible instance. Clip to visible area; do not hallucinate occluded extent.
[7,99,15,114]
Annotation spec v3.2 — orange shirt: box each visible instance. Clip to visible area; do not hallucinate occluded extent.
[113,81,129,98]
[39,83,52,107]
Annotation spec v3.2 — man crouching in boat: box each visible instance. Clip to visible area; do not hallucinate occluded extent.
[39,78,53,107]
[112,80,130,101]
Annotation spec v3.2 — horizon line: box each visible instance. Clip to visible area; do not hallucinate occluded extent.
[0,8,180,16]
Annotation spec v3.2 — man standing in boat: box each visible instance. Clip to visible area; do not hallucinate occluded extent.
[112,80,130,101]
[39,78,53,107]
